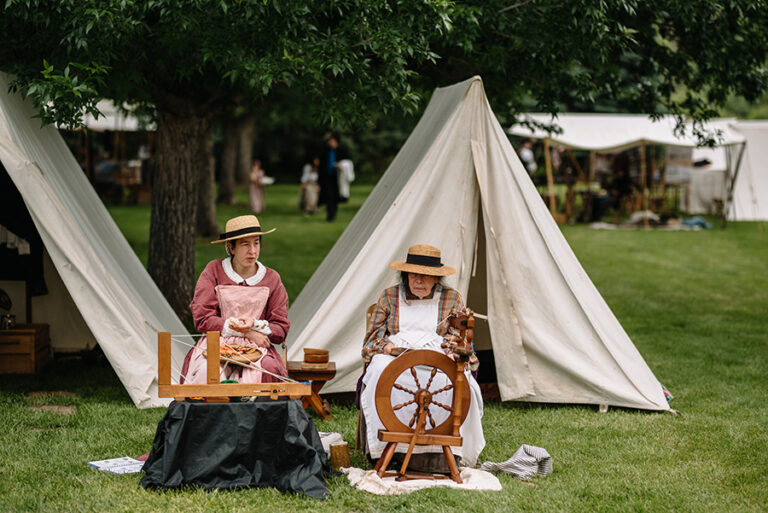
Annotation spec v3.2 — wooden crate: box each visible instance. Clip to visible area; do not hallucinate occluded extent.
[0,324,50,374]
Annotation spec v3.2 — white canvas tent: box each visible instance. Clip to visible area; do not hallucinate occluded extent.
[509,113,752,221]
[692,121,768,221]
[287,77,670,411]
[729,121,768,221]
[0,73,186,408]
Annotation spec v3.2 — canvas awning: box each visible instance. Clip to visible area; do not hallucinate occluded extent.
[509,113,748,223]
[510,113,745,152]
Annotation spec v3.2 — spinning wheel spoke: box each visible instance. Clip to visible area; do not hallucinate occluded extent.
[424,367,438,390]
[432,400,452,412]
[393,399,416,411]
[426,407,436,429]
[431,383,454,395]
[408,408,420,428]
[409,367,421,388]
[393,383,416,395]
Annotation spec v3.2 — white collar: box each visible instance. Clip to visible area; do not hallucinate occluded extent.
[221,257,266,286]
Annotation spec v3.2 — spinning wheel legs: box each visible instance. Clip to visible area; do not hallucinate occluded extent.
[442,446,462,483]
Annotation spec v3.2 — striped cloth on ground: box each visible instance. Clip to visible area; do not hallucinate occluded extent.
[479,444,553,479]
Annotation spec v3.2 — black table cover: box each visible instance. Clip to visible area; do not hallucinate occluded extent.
[140,399,330,498]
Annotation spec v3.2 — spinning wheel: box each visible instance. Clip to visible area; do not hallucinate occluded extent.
[372,311,475,483]
[375,350,470,436]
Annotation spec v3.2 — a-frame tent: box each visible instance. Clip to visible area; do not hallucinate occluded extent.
[0,73,187,408]
[287,76,670,411]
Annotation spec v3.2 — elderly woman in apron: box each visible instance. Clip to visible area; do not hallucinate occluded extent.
[359,244,485,471]
[180,215,289,384]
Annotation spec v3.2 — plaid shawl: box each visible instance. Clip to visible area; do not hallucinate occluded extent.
[362,285,479,371]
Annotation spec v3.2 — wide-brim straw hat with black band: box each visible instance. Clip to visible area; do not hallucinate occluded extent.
[388,244,456,276]
[211,215,276,244]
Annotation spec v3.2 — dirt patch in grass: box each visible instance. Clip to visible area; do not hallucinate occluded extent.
[30,405,77,415]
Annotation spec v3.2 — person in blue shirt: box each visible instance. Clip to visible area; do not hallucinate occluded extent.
[318,132,349,222]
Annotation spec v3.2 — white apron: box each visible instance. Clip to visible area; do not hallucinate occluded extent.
[360,286,485,465]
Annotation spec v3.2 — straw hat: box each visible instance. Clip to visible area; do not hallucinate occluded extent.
[211,215,276,244]
[388,244,456,276]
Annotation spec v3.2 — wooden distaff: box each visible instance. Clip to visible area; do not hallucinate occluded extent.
[442,309,475,360]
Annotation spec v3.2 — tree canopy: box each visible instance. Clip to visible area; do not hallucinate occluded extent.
[1,1,452,125]
[424,1,768,122]
[2,0,767,316]
[0,0,454,317]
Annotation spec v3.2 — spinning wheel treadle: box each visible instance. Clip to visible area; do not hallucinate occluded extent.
[375,350,470,436]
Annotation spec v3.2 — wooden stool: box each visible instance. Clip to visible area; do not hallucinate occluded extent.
[286,361,336,420]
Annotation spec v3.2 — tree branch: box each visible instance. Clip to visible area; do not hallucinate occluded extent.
[498,0,535,15]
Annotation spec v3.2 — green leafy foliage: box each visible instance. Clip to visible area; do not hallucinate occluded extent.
[417,1,768,133]
[0,0,453,126]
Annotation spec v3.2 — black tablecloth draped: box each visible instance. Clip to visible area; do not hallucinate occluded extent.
[140,399,329,498]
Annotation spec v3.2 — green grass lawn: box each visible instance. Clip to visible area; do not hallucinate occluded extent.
[1,184,766,512]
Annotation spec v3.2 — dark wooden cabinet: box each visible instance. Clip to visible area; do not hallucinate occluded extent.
[0,324,50,374]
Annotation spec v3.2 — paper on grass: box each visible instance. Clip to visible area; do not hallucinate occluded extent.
[88,456,144,474]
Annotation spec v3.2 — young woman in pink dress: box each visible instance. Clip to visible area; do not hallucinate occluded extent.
[180,215,289,384]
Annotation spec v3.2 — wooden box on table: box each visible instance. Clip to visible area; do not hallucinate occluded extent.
[0,324,50,374]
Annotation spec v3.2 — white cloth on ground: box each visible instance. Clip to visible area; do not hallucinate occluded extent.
[360,286,485,465]
[342,466,501,495]
[317,431,344,458]
[479,444,553,480]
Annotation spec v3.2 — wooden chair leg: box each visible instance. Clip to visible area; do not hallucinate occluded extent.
[375,443,397,477]
[443,446,462,484]
[355,409,362,452]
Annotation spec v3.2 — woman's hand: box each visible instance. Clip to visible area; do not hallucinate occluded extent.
[229,317,254,334]
[245,330,271,348]
[382,342,395,355]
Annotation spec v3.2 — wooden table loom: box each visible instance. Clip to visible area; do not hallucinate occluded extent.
[157,331,311,401]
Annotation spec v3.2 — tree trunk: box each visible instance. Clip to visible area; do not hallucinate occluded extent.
[217,119,238,204]
[148,103,212,320]
[236,115,256,186]
[196,127,218,237]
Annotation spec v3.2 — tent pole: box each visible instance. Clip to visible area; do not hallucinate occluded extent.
[585,151,595,222]
[640,141,648,229]
[544,138,556,218]
[566,149,586,182]
[722,142,747,228]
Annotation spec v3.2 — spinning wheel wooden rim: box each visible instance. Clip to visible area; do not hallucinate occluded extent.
[375,350,470,436]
